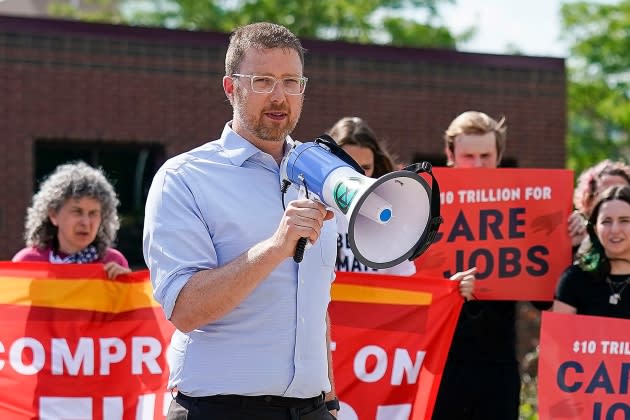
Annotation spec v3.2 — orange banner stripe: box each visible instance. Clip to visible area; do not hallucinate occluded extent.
[331,283,432,305]
[0,277,431,310]
[0,277,159,312]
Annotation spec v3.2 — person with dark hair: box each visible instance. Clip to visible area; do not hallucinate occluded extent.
[143,22,338,419]
[327,116,478,301]
[12,161,130,279]
[568,160,630,249]
[328,116,396,179]
[327,116,415,276]
[432,110,519,420]
[554,184,630,318]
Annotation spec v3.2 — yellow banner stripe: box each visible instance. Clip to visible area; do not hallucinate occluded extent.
[331,284,432,305]
[0,277,159,312]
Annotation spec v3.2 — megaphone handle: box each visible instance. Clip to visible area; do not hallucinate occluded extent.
[294,237,308,262]
[293,174,310,263]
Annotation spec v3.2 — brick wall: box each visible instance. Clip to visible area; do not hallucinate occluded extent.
[0,15,566,261]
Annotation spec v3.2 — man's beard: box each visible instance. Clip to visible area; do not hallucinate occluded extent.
[233,90,301,143]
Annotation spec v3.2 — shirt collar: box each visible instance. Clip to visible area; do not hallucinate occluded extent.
[218,122,295,167]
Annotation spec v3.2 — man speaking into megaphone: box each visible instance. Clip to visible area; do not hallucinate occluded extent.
[143,22,341,419]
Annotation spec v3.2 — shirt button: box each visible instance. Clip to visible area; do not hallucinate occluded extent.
[300,317,305,323]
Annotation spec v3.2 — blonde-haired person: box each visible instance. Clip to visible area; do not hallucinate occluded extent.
[12,161,130,279]
[432,110,519,420]
[568,159,630,249]
[444,110,507,168]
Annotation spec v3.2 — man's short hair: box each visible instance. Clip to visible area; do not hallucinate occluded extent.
[444,111,507,166]
[225,22,306,76]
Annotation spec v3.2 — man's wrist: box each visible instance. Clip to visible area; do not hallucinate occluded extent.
[325,397,340,411]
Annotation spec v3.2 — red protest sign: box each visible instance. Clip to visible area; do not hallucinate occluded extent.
[413,167,573,300]
[538,311,630,420]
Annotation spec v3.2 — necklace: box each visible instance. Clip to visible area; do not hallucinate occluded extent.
[606,276,630,305]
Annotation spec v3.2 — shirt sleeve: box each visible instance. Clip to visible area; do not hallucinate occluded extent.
[11,247,46,262]
[555,264,584,308]
[143,165,219,320]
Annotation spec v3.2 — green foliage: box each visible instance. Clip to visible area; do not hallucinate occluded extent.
[49,0,126,23]
[49,0,471,50]
[383,17,459,48]
[561,0,630,177]
[519,349,538,420]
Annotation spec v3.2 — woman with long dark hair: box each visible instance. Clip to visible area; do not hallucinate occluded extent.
[327,116,415,276]
[554,184,630,318]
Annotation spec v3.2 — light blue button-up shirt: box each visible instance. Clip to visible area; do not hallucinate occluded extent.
[143,124,337,398]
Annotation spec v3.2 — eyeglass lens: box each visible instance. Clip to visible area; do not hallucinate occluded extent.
[251,76,305,94]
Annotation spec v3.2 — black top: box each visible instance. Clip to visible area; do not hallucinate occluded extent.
[555,264,630,319]
[445,300,517,364]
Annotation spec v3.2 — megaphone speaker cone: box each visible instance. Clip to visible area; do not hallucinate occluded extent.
[347,171,432,269]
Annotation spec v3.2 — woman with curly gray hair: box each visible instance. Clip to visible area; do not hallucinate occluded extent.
[12,161,130,279]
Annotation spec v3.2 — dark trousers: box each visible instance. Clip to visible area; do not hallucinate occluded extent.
[168,392,336,420]
[432,362,521,420]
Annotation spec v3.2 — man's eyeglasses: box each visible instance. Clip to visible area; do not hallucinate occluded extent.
[232,74,308,95]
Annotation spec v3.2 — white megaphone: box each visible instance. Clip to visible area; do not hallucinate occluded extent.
[279,134,442,269]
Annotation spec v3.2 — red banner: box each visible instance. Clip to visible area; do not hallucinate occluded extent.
[414,167,574,300]
[538,311,630,420]
[0,264,461,419]
[330,272,462,419]
[0,262,175,419]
